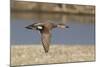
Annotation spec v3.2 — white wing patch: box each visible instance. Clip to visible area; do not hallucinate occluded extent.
[37,26,43,29]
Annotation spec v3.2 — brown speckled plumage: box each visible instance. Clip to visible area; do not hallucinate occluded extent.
[25,21,69,53]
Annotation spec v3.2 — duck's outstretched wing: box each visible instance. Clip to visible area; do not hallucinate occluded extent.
[25,23,44,30]
[25,23,36,30]
[56,23,69,28]
[41,32,51,53]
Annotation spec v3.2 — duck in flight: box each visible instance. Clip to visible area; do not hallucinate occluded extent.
[25,21,69,53]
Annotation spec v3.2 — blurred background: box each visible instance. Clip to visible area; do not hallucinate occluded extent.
[10,0,95,45]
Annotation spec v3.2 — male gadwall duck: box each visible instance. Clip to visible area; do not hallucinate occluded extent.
[25,21,69,53]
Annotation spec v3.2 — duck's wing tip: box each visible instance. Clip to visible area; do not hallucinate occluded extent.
[41,32,51,53]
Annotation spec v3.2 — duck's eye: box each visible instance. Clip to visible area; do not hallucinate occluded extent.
[37,26,43,29]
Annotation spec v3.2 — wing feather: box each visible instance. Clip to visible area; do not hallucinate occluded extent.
[41,32,51,53]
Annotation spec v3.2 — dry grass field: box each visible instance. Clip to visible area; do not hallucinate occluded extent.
[11,44,95,66]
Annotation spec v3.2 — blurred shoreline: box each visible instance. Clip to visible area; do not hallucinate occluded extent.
[11,44,95,66]
[11,1,95,15]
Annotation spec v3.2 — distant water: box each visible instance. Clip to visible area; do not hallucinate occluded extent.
[11,12,95,45]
